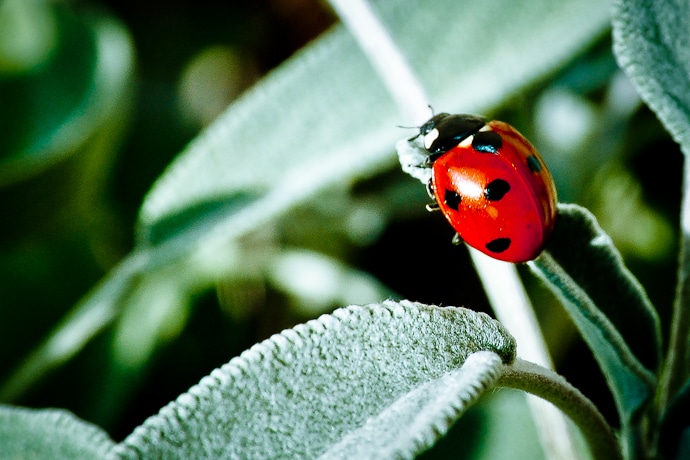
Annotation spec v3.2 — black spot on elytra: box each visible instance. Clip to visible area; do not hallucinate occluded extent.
[527,155,542,173]
[485,179,510,201]
[444,189,461,211]
[486,238,511,253]
[472,131,502,154]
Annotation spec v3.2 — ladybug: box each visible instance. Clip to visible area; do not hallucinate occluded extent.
[416,113,557,262]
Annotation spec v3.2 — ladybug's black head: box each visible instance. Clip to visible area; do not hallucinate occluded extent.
[407,112,452,143]
[421,113,486,156]
[419,113,451,137]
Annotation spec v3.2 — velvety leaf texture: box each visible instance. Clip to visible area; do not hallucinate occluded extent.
[613,0,690,151]
[530,204,659,424]
[0,404,115,459]
[114,300,515,459]
[318,351,503,460]
[613,0,690,446]
[539,203,661,371]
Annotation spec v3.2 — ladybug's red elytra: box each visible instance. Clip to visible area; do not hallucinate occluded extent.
[417,113,557,263]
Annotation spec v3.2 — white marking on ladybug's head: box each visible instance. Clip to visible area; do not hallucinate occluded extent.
[423,128,439,149]
[478,125,492,132]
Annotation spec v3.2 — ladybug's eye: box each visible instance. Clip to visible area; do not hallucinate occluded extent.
[418,118,437,136]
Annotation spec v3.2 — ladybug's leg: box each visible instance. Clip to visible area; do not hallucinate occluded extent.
[407,132,421,142]
[425,180,436,199]
[451,233,463,246]
[425,180,440,211]
[423,151,445,167]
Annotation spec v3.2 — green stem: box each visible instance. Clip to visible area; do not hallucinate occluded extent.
[498,359,622,460]
[658,156,690,415]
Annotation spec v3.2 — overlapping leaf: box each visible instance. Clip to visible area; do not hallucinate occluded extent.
[114,301,515,459]
[0,405,114,459]
[613,0,690,456]
[530,204,659,449]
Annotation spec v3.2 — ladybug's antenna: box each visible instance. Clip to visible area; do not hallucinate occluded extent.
[395,104,436,131]
[398,124,422,141]
[398,104,435,140]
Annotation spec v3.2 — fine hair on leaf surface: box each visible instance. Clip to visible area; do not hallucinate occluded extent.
[114,301,515,459]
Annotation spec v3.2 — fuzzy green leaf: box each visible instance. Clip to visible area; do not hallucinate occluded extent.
[0,404,114,459]
[612,0,690,150]
[114,300,515,459]
[612,0,690,411]
[317,351,504,459]
[529,204,659,427]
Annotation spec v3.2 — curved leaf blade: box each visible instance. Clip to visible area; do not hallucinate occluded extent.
[319,351,504,459]
[499,359,622,460]
[612,0,690,149]
[529,204,658,433]
[536,203,661,372]
[114,300,515,459]
[0,404,114,459]
[613,0,690,410]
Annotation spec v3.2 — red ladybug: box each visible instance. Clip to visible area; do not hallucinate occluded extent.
[417,113,557,262]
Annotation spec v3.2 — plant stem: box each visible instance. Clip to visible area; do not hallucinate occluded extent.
[659,155,690,410]
[499,359,623,460]
[471,250,580,460]
[327,0,429,124]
